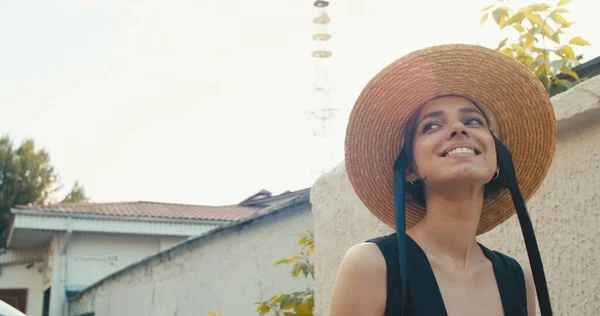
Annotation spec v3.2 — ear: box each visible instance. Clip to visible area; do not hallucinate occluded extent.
[405,170,418,182]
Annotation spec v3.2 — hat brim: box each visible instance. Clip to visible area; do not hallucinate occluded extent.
[344,44,557,235]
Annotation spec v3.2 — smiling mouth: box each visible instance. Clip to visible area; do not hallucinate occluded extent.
[441,147,481,157]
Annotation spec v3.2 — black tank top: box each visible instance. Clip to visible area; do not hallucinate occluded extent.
[367,233,527,315]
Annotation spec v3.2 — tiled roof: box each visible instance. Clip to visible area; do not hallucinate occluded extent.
[13,201,263,221]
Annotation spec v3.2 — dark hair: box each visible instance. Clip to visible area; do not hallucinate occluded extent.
[402,106,508,208]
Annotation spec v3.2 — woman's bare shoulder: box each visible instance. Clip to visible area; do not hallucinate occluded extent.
[328,242,387,316]
[343,242,387,271]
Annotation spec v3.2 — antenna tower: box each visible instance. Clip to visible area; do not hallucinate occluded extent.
[308,0,337,177]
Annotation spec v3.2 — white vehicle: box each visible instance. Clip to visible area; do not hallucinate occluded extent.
[0,299,26,316]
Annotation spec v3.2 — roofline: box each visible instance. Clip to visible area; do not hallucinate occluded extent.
[69,191,311,301]
[13,200,246,209]
[572,55,600,74]
[556,55,600,81]
[240,188,311,206]
[9,208,234,225]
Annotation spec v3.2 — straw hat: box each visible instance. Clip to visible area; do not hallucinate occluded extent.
[344,44,557,235]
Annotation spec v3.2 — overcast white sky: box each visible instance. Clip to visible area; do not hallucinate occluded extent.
[1,0,598,205]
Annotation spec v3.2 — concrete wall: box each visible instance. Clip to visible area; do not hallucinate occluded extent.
[0,262,45,316]
[41,233,187,316]
[68,200,313,316]
[67,234,186,289]
[159,236,185,251]
[311,76,600,316]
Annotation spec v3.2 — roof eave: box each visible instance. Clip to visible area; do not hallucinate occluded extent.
[10,208,233,225]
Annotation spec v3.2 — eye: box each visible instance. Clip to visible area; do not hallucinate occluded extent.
[422,122,441,133]
[465,118,484,126]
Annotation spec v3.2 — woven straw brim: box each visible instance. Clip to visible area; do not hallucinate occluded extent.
[345,44,557,235]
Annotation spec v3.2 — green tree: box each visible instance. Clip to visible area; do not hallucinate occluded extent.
[61,181,89,203]
[481,0,591,92]
[255,231,315,316]
[0,135,89,246]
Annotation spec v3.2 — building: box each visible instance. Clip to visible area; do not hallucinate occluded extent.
[0,189,308,316]
[68,190,313,316]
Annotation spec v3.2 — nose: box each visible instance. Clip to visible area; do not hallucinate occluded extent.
[448,122,468,139]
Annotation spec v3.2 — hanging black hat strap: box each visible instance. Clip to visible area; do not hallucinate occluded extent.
[493,135,553,316]
[393,148,409,316]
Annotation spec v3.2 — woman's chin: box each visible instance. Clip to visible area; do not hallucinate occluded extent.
[433,172,492,188]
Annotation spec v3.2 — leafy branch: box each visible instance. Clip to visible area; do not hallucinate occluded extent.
[481,0,591,92]
[254,231,315,316]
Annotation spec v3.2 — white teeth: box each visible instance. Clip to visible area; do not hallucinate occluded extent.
[445,147,475,157]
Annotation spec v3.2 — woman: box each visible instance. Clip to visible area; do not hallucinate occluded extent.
[329,44,555,315]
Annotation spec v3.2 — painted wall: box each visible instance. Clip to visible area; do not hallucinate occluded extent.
[159,236,186,251]
[68,202,314,316]
[311,76,600,315]
[40,233,187,316]
[0,262,45,316]
[67,234,174,289]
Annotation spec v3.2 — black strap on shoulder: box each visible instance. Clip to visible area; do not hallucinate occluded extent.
[494,135,553,316]
[480,245,528,315]
[493,250,528,311]
[393,148,409,316]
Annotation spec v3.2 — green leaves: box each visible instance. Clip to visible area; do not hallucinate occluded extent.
[61,181,89,203]
[479,0,588,93]
[550,13,569,26]
[523,11,544,26]
[295,231,315,256]
[561,66,580,81]
[254,289,315,316]
[0,136,64,246]
[255,231,316,315]
[501,12,524,29]
[275,255,301,265]
[558,0,572,6]
[480,13,489,25]
[291,261,315,279]
[481,4,494,12]
[556,45,577,62]
[492,7,510,25]
[256,302,271,315]
[497,37,508,50]
[569,36,591,46]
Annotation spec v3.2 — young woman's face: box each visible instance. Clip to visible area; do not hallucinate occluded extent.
[410,95,497,191]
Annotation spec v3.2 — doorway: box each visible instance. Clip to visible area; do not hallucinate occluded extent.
[0,288,28,314]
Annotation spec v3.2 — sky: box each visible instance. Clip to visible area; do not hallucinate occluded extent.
[1,0,598,206]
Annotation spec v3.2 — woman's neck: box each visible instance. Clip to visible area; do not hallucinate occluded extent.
[408,189,484,270]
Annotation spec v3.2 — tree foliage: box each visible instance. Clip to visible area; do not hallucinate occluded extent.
[481,0,590,91]
[0,135,89,246]
[254,231,315,316]
[61,181,90,203]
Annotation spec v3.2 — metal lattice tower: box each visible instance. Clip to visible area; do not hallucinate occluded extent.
[308,0,337,177]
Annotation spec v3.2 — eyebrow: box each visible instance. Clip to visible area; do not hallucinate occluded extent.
[417,107,484,125]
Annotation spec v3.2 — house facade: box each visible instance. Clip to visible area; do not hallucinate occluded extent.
[0,189,308,316]
[68,191,313,316]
